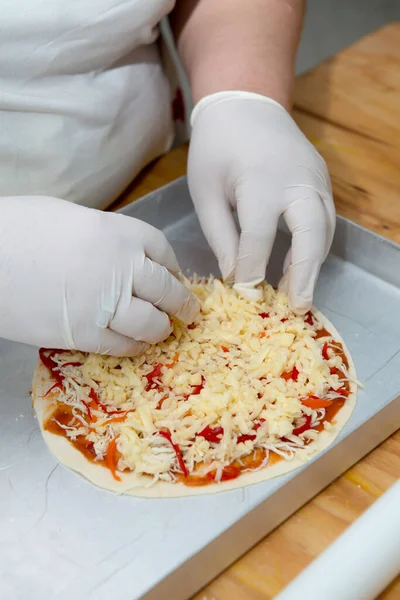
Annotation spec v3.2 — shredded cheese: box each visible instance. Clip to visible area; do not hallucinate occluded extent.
[41,278,354,485]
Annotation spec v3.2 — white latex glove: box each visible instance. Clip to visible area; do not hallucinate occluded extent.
[188,91,335,311]
[0,196,199,356]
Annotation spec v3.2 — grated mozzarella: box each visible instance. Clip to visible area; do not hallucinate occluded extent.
[43,278,355,484]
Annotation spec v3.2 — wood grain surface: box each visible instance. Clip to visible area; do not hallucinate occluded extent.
[112,23,400,599]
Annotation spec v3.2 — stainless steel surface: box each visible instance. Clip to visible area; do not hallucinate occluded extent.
[1,177,400,600]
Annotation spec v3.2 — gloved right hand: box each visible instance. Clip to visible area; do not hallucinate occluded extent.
[0,196,199,356]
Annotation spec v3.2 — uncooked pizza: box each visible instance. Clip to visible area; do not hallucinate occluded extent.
[32,278,358,497]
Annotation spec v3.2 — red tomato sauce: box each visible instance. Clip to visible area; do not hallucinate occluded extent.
[45,404,103,464]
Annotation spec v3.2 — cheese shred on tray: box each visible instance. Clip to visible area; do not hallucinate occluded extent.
[38,278,356,488]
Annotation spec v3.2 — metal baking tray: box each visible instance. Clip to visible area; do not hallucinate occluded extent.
[1,176,400,600]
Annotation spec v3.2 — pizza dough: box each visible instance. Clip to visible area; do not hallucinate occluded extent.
[32,281,357,498]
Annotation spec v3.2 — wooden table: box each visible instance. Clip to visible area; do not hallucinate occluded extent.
[113,24,400,599]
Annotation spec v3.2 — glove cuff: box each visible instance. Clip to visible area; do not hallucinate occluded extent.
[190,91,286,127]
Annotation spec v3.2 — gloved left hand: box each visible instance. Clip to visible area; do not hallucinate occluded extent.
[187,91,335,312]
[0,196,199,356]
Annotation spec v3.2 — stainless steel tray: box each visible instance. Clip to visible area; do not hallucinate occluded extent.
[1,177,400,600]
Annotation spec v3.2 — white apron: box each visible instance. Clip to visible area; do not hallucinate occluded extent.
[0,0,179,208]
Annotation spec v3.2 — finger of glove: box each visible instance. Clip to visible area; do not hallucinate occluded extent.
[95,328,149,357]
[283,193,327,313]
[189,184,239,282]
[110,213,181,277]
[133,257,199,324]
[300,160,336,256]
[234,178,280,285]
[283,248,292,275]
[322,184,336,257]
[110,296,172,344]
[279,248,292,295]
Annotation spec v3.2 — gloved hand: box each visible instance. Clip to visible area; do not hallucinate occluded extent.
[0,196,199,356]
[188,91,335,311]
